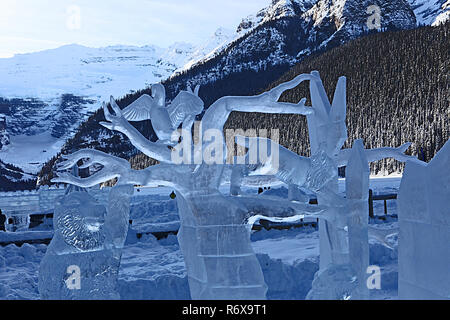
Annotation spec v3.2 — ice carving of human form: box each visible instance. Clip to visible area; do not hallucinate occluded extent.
[52,73,334,300]
[38,182,133,300]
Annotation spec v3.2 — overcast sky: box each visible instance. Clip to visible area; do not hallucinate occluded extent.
[0,0,268,58]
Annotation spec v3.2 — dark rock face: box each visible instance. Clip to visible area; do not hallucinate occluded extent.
[0,95,95,139]
[168,0,416,94]
[0,115,9,150]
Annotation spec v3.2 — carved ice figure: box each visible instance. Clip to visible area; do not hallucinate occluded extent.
[306,139,371,300]
[120,84,203,144]
[52,73,334,300]
[38,184,133,300]
[398,139,450,300]
[232,73,419,299]
[52,71,421,300]
[300,72,421,300]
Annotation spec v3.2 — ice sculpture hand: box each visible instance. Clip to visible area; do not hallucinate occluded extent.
[51,149,132,188]
[99,96,134,136]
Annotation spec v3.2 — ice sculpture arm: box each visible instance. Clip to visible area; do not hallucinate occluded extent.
[201,73,319,133]
[51,149,133,187]
[99,97,172,163]
[52,149,192,189]
[235,136,338,192]
[51,149,164,188]
[336,142,423,167]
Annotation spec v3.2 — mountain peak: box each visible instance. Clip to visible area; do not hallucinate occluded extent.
[236,0,316,33]
[408,0,450,25]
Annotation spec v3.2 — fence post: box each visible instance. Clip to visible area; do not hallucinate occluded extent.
[368,189,374,218]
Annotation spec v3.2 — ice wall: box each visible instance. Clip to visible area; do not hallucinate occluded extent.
[398,139,450,300]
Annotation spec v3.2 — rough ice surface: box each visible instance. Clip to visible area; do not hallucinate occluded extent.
[398,139,450,300]
[38,185,133,300]
[51,71,421,300]
[306,74,349,273]
[306,139,370,300]
[176,193,267,299]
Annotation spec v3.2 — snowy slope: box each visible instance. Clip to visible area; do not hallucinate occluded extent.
[172,0,449,81]
[408,0,450,26]
[175,27,236,74]
[0,30,236,174]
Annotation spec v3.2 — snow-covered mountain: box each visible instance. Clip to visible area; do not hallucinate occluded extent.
[408,0,450,26]
[165,0,417,94]
[172,0,449,81]
[175,27,236,73]
[0,30,236,174]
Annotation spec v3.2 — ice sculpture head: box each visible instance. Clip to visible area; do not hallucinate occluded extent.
[150,83,166,107]
[54,191,107,252]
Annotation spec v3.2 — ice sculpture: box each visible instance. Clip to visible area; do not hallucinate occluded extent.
[52,71,420,300]
[299,72,421,300]
[398,139,450,300]
[306,139,371,300]
[38,184,133,300]
[120,84,203,144]
[51,73,334,300]
[345,139,370,300]
[232,73,418,299]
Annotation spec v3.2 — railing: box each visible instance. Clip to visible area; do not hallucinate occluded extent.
[368,189,397,218]
[1,189,399,246]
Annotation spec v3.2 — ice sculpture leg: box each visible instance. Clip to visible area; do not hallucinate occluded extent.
[345,139,370,299]
[398,139,450,299]
[307,140,372,300]
[38,185,133,300]
[176,192,267,300]
[305,73,349,270]
[105,184,134,248]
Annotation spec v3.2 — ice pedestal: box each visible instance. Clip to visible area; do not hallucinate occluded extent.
[38,185,133,300]
[345,139,370,300]
[177,193,267,300]
[39,248,122,300]
[398,139,450,300]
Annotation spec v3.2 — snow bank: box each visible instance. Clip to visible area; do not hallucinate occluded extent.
[0,223,399,300]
